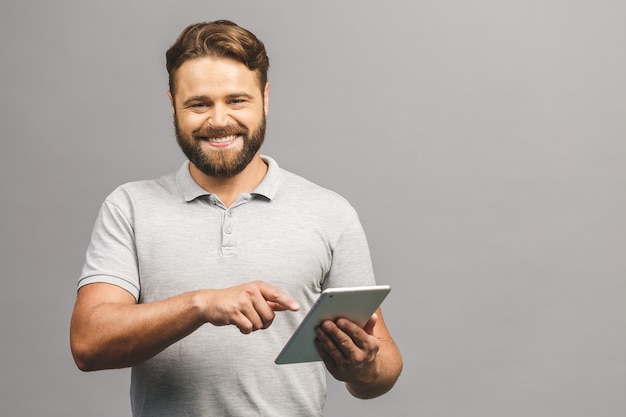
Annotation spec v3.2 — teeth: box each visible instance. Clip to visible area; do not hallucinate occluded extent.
[208,135,237,143]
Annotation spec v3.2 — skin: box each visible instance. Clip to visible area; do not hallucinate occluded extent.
[70,56,402,399]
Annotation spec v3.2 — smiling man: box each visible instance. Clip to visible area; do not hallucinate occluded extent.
[70,20,402,417]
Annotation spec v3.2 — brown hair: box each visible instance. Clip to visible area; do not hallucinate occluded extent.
[166,20,270,95]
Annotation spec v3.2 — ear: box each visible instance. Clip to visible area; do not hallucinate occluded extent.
[167,90,175,114]
[263,82,270,116]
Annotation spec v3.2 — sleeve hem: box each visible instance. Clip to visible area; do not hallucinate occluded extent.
[77,275,140,301]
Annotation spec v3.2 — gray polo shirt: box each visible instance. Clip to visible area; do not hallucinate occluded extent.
[79,156,376,416]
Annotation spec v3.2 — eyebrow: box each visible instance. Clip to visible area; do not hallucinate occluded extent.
[182,93,255,107]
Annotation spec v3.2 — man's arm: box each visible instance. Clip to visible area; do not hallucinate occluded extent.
[315,308,403,399]
[70,281,299,371]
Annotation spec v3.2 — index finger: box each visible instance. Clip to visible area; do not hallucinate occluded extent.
[257,282,300,311]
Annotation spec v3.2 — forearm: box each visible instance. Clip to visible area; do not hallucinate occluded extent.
[70,290,207,371]
[346,339,403,399]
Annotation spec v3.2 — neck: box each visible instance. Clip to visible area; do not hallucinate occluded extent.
[189,153,268,207]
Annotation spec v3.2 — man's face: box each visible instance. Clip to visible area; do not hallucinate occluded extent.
[170,56,269,179]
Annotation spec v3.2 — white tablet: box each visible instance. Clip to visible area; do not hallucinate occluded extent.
[275,285,391,365]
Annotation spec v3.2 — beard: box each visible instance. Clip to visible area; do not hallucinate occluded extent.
[174,115,266,179]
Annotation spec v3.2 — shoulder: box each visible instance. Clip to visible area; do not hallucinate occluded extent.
[280,169,352,205]
[276,167,360,225]
[103,169,180,211]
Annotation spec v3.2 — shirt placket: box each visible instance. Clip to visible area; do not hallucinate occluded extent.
[220,194,251,257]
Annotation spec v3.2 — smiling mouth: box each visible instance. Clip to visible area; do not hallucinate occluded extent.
[200,135,240,143]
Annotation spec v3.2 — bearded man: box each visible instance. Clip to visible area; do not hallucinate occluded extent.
[70,20,402,417]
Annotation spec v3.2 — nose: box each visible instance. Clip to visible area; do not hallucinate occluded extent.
[206,102,231,127]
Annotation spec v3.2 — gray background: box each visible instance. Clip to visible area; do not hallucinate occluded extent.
[1,1,625,416]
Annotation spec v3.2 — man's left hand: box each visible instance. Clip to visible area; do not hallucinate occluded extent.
[315,314,380,384]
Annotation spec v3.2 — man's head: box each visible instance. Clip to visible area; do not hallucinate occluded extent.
[166,20,269,99]
[166,21,270,179]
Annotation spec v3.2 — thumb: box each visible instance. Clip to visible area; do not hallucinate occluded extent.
[363,313,378,335]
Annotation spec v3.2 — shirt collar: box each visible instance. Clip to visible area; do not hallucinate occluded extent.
[176,155,281,203]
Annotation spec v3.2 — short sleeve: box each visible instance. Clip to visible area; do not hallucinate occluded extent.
[322,205,376,290]
[78,191,140,300]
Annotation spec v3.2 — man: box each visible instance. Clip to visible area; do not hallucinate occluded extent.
[71,20,402,416]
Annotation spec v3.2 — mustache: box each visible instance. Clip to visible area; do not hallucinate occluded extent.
[192,125,248,139]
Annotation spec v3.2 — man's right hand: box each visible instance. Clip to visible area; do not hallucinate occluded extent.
[198,281,300,334]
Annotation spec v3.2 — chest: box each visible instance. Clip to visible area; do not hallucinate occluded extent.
[132,199,333,302]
